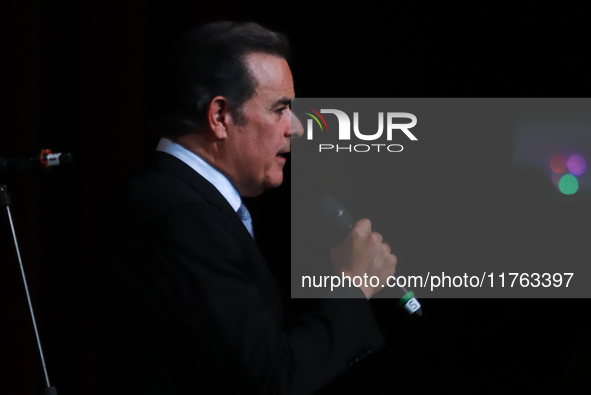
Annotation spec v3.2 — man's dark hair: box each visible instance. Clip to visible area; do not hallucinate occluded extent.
[157,21,290,138]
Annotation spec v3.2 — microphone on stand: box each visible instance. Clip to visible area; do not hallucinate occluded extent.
[317,195,422,317]
[0,148,72,394]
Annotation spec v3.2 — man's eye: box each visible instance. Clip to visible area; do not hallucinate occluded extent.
[276,107,288,113]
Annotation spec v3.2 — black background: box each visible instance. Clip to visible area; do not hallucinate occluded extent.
[1,1,590,394]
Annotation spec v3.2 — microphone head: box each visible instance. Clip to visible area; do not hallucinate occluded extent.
[316,195,354,246]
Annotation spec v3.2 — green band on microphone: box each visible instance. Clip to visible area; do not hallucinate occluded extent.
[397,291,415,307]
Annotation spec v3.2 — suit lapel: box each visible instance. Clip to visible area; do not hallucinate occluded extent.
[150,151,290,325]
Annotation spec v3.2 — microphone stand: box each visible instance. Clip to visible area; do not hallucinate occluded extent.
[1,184,58,395]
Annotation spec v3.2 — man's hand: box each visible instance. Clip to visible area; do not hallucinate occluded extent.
[330,219,397,300]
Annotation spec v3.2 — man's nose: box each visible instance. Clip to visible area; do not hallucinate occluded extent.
[289,111,304,140]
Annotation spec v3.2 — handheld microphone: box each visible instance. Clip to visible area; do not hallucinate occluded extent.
[317,195,422,317]
[0,150,73,176]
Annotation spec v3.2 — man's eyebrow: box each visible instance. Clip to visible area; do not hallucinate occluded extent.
[272,97,292,108]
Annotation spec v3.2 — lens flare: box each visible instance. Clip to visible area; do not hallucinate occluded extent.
[550,154,567,173]
[558,173,579,195]
[566,154,586,176]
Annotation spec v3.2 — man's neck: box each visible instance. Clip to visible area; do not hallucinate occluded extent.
[156,137,242,212]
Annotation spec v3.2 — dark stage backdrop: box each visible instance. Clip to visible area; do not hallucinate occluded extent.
[1,1,590,394]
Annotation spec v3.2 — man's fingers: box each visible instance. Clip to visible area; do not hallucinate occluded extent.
[391,254,398,266]
[352,219,371,236]
[371,232,383,244]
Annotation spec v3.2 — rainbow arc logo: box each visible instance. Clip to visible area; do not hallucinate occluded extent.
[302,107,329,131]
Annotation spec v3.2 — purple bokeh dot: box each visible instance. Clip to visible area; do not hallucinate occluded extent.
[567,154,586,176]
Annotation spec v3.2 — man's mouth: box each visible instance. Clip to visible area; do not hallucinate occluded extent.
[276,151,289,159]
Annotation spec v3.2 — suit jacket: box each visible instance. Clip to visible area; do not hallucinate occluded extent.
[87,151,384,395]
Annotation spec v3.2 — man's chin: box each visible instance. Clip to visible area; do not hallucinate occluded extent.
[263,173,284,190]
[264,177,283,191]
[241,174,283,197]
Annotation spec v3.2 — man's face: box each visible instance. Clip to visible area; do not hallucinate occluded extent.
[223,52,300,197]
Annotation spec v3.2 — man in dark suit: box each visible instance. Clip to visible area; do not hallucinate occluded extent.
[88,21,397,395]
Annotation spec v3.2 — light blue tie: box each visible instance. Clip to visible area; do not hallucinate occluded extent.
[237,203,254,239]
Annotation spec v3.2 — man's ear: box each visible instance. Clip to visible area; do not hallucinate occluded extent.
[207,97,230,140]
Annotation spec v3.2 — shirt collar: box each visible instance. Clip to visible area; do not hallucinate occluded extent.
[156,137,242,212]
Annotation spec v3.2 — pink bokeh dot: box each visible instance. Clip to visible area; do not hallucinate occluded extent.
[567,154,586,176]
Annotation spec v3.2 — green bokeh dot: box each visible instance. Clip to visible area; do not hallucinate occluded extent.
[559,173,578,195]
